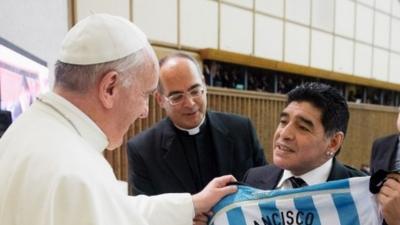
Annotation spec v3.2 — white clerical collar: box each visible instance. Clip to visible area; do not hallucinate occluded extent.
[174,116,206,135]
[277,158,333,189]
[37,92,108,153]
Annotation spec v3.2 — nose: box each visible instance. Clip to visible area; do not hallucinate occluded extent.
[181,93,196,107]
[278,123,294,140]
[139,101,149,119]
[139,107,148,119]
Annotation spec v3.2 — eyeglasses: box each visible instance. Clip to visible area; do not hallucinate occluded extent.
[163,86,205,106]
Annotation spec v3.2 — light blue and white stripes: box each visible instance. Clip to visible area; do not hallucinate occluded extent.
[210,177,382,225]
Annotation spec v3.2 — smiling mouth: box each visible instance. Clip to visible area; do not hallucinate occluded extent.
[183,111,198,116]
[276,143,294,153]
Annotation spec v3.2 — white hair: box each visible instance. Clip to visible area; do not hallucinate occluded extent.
[54,46,157,92]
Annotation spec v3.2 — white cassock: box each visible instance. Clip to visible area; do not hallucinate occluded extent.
[0,92,194,225]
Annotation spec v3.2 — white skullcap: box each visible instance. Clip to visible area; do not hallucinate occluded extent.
[58,14,148,65]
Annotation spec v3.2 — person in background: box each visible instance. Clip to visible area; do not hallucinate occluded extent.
[127,52,266,195]
[370,110,400,175]
[243,82,365,190]
[0,14,236,225]
[371,110,400,225]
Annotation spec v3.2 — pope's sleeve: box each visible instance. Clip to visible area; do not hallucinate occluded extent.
[52,173,194,225]
[127,193,195,225]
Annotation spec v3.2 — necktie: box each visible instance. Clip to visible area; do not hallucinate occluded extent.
[288,176,307,188]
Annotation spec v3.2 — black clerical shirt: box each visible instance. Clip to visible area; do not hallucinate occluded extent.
[176,120,218,192]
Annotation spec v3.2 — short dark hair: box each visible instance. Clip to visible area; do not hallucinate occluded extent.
[287,82,349,137]
[159,52,201,73]
[158,52,203,93]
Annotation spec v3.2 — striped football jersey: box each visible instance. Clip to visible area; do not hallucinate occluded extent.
[210,177,382,225]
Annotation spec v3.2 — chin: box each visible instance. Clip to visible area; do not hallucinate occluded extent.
[106,144,118,150]
[273,158,288,169]
[107,138,123,150]
[181,123,197,129]
[178,120,199,129]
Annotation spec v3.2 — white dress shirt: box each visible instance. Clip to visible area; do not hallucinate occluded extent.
[276,158,333,189]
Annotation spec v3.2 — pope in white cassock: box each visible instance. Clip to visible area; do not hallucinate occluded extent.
[0,14,236,225]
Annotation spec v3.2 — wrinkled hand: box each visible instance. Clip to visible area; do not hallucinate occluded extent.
[192,175,237,217]
[377,173,400,225]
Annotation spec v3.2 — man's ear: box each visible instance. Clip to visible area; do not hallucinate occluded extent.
[155,92,166,108]
[98,71,119,109]
[328,131,345,154]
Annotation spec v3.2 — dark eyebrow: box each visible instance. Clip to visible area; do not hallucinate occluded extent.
[280,112,314,128]
[167,83,202,96]
[188,84,202,91]
[280,112,289,118]
[297,115,314,128]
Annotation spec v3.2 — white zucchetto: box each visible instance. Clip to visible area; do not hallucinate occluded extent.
[58,14,148,65]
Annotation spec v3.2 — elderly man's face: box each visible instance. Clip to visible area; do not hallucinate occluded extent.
[272,101,333,175]
[158,58,207,129]
[108,62,159,149]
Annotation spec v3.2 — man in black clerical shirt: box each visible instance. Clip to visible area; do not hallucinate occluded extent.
[127,52,266,195]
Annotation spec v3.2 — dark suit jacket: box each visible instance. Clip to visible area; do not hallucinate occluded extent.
[127,111,267,195]
[370,134,399,225]
[243,158,366,190]
[370,134,399,174]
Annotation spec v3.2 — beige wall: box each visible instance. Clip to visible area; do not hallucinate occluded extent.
[75,0,400,85]
[0,0,70,84]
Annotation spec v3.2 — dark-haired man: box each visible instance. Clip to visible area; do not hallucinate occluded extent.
[370,110,400,175]
[127,52,266,195]
[371,110,400,225]
[244,82,365,190]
